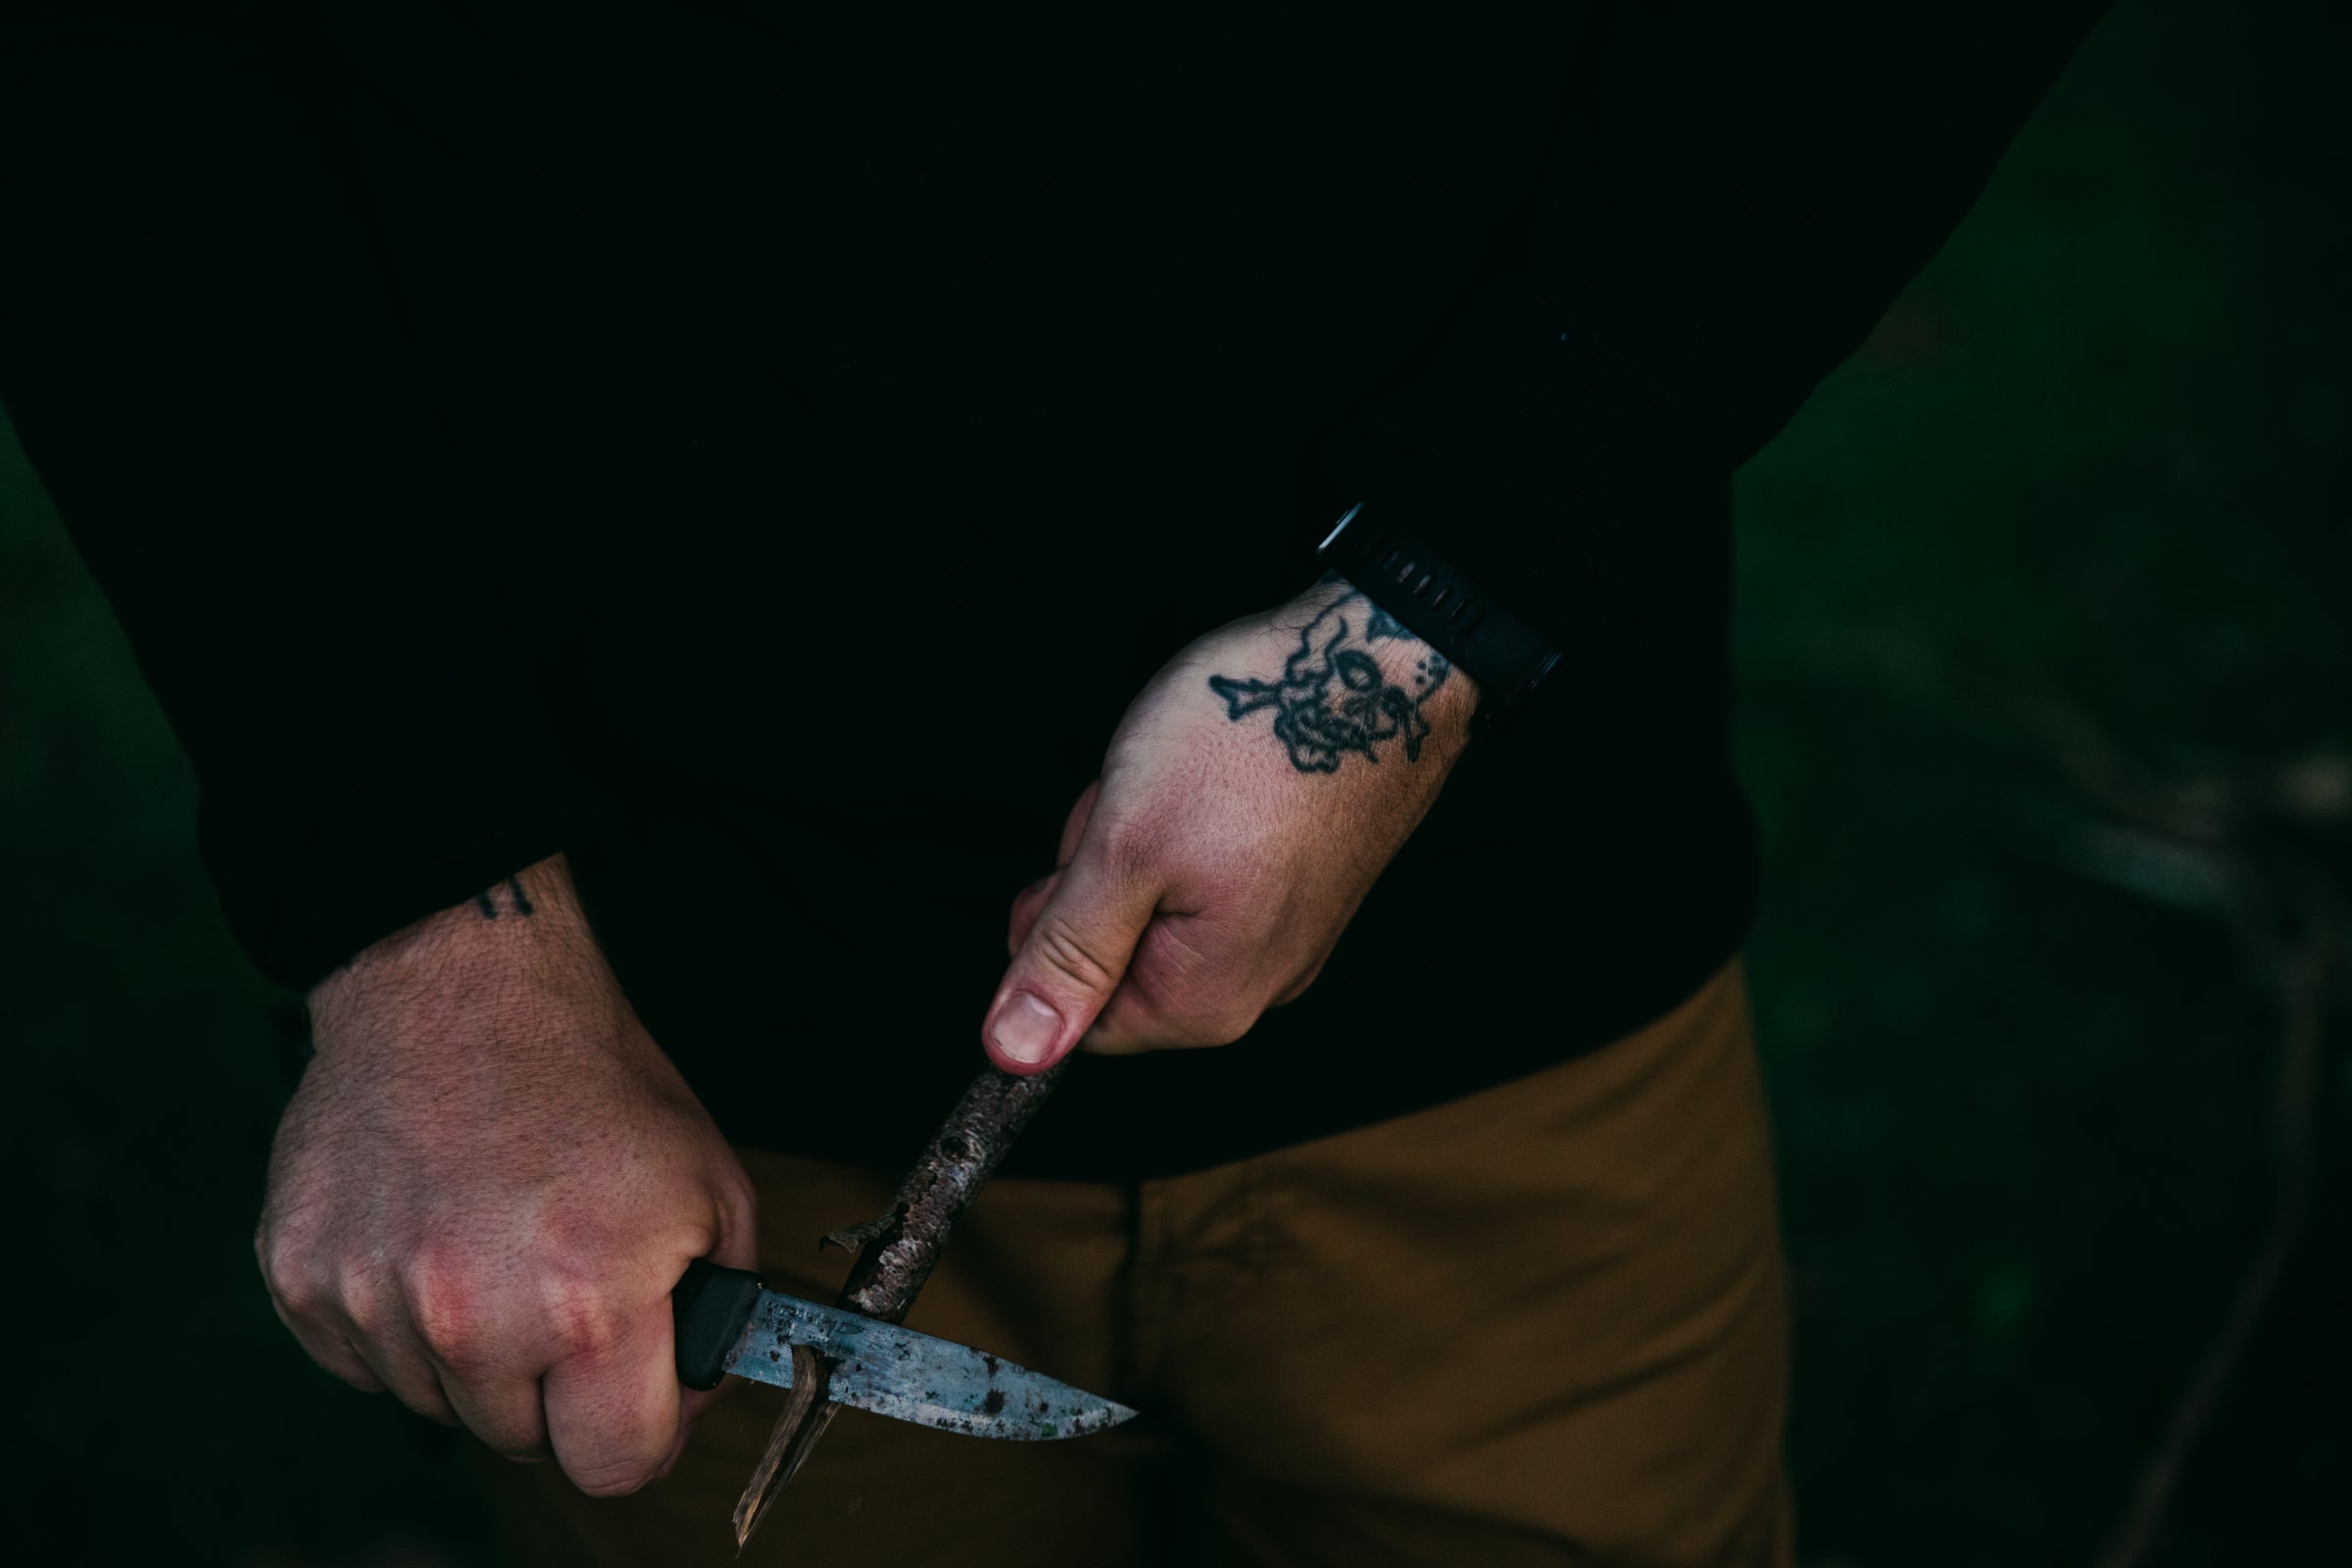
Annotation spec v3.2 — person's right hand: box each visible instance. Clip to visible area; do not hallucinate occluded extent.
[255,854,759,1495]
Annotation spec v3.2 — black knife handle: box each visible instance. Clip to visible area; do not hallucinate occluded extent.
[672,1258,763,1391]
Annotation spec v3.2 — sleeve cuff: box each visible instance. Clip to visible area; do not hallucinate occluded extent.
[194,662,612,991]
[1326,427,1734,731]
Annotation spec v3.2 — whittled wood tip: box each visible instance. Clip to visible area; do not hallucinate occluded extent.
[733,1346,829,1550]
[726,1063,1066,1547]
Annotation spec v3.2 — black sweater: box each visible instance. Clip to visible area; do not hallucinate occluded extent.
[2,1,2102,1177]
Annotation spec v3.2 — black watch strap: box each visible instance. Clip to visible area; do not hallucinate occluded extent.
[1316,503,1560,722]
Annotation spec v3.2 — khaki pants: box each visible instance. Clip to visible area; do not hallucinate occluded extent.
[487,962,1790,1566]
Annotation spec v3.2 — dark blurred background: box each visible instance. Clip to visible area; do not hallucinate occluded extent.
[6,0,2347,1562]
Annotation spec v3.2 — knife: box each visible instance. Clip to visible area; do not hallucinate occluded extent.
[729,1063,1070,1545]
[671,1258,1135,1441]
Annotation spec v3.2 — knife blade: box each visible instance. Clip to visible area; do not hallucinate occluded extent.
[672,1259,1135,1441]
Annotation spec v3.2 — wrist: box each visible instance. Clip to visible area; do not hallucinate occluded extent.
[1315,505,1557,727]
[306,855,612,1044]
[1199,576,1477,776]
[1305,574,1483,734]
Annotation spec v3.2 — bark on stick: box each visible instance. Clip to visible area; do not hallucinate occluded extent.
[731,1063,1065,1547]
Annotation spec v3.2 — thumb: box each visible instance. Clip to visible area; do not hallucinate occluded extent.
[1002,778,1102,956]
[983,837,1159,1074]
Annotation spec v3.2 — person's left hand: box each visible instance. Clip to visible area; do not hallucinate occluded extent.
[982,575,1477,1069]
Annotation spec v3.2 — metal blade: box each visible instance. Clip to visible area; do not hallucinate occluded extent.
[721,1287,1136,1441]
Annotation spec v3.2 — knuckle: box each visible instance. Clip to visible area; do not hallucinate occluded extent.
[569,1455,659,1499]
[256,1231,313,1309]
[323,1358,381,1396]
[337,1284,388,1344]
[338,1257,410,1341]
[542,1276,629,1365]
[488,1433,555,1465]
[407,1260,493,1366]
[257,1227,339,1320]
[1030,915,1121,995]
[1094,817,1149,872]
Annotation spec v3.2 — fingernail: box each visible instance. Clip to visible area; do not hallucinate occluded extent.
[989,993,1062,1065]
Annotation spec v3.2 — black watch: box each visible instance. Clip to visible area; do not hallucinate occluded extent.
[1316,503,1560,726]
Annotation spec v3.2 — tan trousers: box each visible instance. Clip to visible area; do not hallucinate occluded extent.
[486,962,1790,1567]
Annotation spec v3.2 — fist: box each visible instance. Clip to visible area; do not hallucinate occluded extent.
[983,577,1476,1067]
[255,857,759,1495]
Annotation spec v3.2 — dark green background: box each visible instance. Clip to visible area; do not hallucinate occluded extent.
[6,1,2345,1561]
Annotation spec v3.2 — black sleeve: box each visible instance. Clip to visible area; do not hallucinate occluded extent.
[1,10,606,990]
[1340,0,2110,709]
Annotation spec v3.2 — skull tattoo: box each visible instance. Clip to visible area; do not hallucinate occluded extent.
[1207,593,1452,773]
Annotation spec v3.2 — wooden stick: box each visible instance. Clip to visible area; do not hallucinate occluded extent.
[731,1062,1066,1549]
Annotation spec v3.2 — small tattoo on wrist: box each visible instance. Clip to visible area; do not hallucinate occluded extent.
[1207,590,1451,773]
[473,877,536,920]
